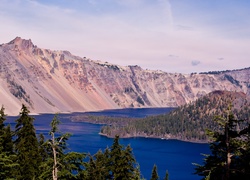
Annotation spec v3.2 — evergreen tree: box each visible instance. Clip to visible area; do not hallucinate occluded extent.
[0,106,18,179]
[85,148,112,179]
[2,125,14,154]
[38,133,53,180]
[102,148,112,179]
[85,156,98,180]
[110,135,124,179]
[0,148,19,180]
[164,170,169,180]
[14,104,41,179]
[150,164,159,180]
[47,114,70,180]
[237,123,250,178]
[109,135,139,180]
[40,114,86,180]
[194,107,250,180]
[119,144,137,179]
[59,151,86,180]
[0,106,5,133]
[92,150,110,179]
[85,136,141,180]
[38,133,49,162]
[0,106,13,153]
[133,164,142,180]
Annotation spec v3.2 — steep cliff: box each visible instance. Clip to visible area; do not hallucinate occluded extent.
[0,37,249,115]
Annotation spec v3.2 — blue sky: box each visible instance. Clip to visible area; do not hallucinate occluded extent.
[0,0,249,73]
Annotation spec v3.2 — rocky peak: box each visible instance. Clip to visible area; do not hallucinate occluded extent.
[8,37,35,50]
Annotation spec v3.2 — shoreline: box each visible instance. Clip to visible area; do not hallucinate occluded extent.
[98,132,208,144]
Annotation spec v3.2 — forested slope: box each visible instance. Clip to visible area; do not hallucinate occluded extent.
[72,91,250,142]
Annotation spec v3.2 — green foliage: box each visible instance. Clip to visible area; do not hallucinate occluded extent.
[90,149,112,179]
[194,107,250,180]
[0,105,6,130]
[39,114,86,180]
[59,152,86,179]
[0,150,19,179]
[85,156,99,180]
[164,170,169,180]
[150,164,159,180]
[85,135,141,180]
[110,136,137,179]
[3,125,14,154]
[0,106,14,154]
[73,91,250,142]
[0,106,18,179]
[14,104,41,179]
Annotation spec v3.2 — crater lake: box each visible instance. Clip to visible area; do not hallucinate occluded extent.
[6,108,209,180]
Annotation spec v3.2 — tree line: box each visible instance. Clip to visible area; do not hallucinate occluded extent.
[86,91,250,142]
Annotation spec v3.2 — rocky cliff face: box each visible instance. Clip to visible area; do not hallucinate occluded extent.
[0,37,249,115]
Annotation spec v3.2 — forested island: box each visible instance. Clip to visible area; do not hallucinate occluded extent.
[71,91,250,143]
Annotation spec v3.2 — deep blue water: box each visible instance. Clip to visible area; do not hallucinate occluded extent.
[6,108,209,180]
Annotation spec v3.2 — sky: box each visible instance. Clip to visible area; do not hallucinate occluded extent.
[0,0,250,73]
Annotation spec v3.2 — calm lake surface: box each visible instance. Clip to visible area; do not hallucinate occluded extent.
[7,108,209,180]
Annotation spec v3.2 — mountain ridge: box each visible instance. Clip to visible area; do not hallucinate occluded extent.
[0,37,249,115]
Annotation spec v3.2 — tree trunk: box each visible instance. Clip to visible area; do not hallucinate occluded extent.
[52,132,58,180]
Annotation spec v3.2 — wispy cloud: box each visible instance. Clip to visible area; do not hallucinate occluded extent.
[0,0,249,73]
[191,60,201,66]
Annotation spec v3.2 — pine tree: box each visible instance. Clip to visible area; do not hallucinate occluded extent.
[0,106,12,153]
[0,106,18,179]
[151,164,159,180]
[47,114,70,180]
[86,156,98,180]
[194,106,250,180]
[237,123,250,178]
[119,144,137,179]
[41,114,86,180]
[38,133,49,162]
[0,148,19,179]
[133,164,142,180]
[110,135,124,179]
[164,170,169,180]
[109,135,139,180]
[2,125,14,154]
[14,104,41,179]
[103,147,112,179]
[0,106,5,132]
[92,150,110,179]
[59,151,86,179]
[85,135,141,180]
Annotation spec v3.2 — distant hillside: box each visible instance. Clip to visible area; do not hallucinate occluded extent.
[0,37,250,115]
[93,91,250,142]
[199,67,250,75]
